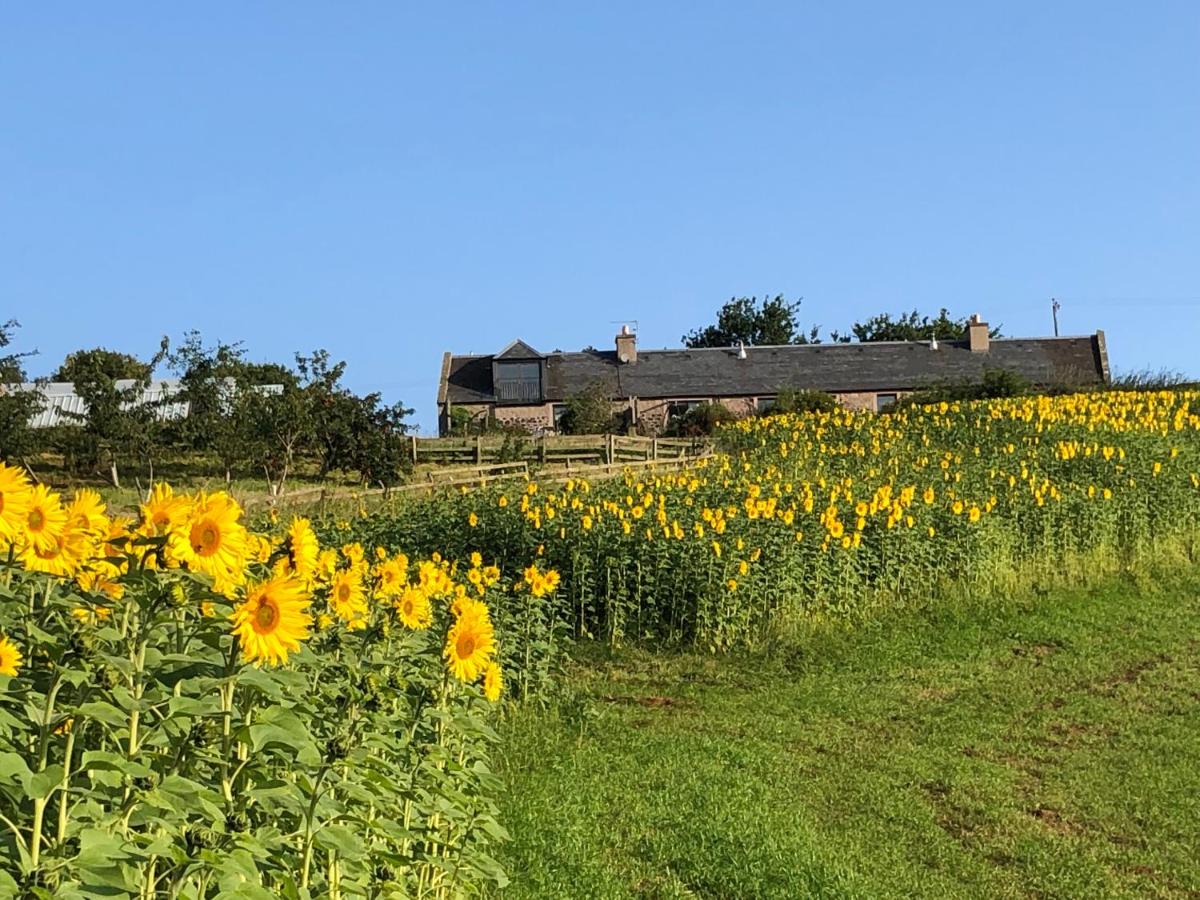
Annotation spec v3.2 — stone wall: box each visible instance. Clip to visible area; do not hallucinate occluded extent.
[442,390,911,435]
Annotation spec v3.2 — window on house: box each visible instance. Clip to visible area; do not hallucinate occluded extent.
[666,399,704,421]
[552,404,569,429]
[494,361,542,403]
[756,397,777,414]
[875,393,898,413]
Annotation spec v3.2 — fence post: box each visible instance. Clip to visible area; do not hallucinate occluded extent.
[606,433,615,464]
[539,434,547,465]
[475,436,483,464]
[652,437,659,460]
[410,435,418,465]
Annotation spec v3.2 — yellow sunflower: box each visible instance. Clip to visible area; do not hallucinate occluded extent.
[483,661,503,702]
[450,595,490,623]
[20,484,68,554]
[0,636,22,677]
[0,463,31,544]
[66,489,108,536]
[139,483,191,538]
[444,608,495,682]
[103,516,134,561]
[395,587,432,630]
[169,492,249,594]
[285,517,320,582]
[76,566,125,601]
[328,567,368,627]
[374,556,408,598]
[230,575,312,667]
[22,524,88,578]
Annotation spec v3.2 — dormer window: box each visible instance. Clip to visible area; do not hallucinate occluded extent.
[490,339,547,404]
[494,360,543,402]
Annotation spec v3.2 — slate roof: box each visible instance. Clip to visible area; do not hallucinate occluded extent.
[442,334,1109,405]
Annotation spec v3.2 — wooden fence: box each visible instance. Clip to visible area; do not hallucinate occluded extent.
[245,452,711,512]
[409,434,707,467]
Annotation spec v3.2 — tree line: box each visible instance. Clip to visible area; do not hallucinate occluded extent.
[681,295,1003,348]
[0,323,413,492]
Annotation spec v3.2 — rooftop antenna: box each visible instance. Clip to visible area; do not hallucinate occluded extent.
[1051,298,1061,337]
[609,319,638,333]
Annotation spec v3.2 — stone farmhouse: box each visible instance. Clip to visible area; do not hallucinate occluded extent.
[437,315,1110,436]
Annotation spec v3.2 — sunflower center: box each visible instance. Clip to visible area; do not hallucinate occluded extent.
[456,634,476,659]
[192,521,221,556]
[253,599,279,633]
[28,509,45,531]
[337,584,351,602]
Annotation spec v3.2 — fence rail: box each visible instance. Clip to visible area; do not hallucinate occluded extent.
[246,451,712,512]
[409,433,707,466]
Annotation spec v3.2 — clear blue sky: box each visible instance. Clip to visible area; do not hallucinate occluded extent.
[3,3,1197,432]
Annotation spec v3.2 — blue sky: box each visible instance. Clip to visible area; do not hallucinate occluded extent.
[2,3,1197,432]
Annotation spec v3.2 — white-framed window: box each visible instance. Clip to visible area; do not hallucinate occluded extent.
[552,403,569,429]
[756,396,777,414]
[875,393,898,413]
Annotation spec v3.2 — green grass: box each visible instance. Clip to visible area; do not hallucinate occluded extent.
[493,569,1200,898]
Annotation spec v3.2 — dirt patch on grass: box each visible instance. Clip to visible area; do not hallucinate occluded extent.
[1026,805,1083,836]
[1091,654,1172,697]
[601,694,688,710]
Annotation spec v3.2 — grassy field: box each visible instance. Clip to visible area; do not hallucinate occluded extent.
[493,567,1200,899]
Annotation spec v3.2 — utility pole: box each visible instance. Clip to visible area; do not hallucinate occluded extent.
[1051,298,1061,337]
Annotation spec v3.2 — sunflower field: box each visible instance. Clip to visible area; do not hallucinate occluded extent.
[0,469,558,897]
[2,389,1199,897]
[351,390,1200,650]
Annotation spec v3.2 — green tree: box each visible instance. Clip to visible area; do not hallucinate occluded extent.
[60,341,168,486]
[664,401,737,437]
[53,347,149,382]
[296,349,413,481]
[169,331,264,482]
[683,295,821,348]
[768,388,839,415]
[842,308,1003,343]
[0,320,42,462]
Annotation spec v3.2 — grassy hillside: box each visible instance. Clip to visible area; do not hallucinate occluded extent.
[493,567,1200,898]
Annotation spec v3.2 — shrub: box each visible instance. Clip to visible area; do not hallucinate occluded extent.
[558,382,619,435]
[896,368,1031,409]
[768,389,839,415]
[664,402,736,437]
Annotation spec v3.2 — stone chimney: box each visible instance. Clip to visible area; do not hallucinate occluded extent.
[616,324,637,364]
[966,313,989,353]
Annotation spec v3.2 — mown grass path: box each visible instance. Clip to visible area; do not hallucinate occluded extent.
[494,570,1200,898]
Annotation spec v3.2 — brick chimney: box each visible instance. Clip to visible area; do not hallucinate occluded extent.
[616,324,637,364]
[966,313,989,353]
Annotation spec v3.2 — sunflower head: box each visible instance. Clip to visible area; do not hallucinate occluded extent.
[395,587,432,630]
[22,524,88,578]
[483,662,503,703]
[66,489,108,536]
[285,517,320,580]
[140,483,191,538]
[444,608,495,682]
[20,485,68,554]
[230,576,312,667]
[0,463,31,543]
[328,568,367,627]
[0,636,23,677]
[169,492,249,595]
